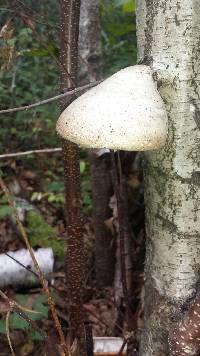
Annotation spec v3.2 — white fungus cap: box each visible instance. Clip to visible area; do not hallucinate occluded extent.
[56,65,168,151]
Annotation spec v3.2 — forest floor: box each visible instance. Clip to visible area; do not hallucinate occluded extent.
[0,152,144,356]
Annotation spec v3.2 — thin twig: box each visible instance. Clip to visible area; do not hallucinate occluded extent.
[4,252,38,277]
[0,176,70,356]
[6,310,15,356]
[0,147,62,159]
[118,337,128,356]
[0,80,102,114]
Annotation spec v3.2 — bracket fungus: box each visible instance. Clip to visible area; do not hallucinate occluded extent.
[56,65,168,151]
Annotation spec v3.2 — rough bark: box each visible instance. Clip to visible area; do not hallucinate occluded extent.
[78,0,115,287]
[78,0,102,84]
[136,1,200,355]
[60,1,86,354]
[91,157,115,287]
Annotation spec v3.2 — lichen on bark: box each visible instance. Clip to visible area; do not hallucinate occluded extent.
[136,0,200,354]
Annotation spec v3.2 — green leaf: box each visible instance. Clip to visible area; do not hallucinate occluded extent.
[80,160,86,174]
[0,205,12,218]
[47,181,64,192]
[11,127,17,134]
[32,295,49,318]
[26,210,65,259]
[106,22,134,36]
[0,320,6,334]
[83,195,92,206]
[123,0,135,12]
[29,330,43,341]
[25,49,49,57]
[15,294,29,306]
[114,0,134,8]
[6,38,16,46]
[10,313,29,330]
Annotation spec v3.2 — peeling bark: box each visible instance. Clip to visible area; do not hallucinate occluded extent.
[136,0,200,355]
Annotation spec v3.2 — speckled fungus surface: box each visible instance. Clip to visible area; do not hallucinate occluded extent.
[56,65,168,151]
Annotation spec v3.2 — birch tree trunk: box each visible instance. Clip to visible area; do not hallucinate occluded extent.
[136,1,200,355]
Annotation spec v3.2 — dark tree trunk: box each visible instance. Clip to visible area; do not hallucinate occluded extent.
[91,156,115,286]
[59,1,86,354]
[79,0,115,287]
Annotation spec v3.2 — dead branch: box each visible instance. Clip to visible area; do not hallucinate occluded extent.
[0,147,62,159]
[6,310,15,356]
[0,80,101,115]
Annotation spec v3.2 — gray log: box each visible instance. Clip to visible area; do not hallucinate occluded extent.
[0,248,54,288]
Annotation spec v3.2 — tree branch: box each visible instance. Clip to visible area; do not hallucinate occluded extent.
[0,80,101,115]
[0,147,62,159]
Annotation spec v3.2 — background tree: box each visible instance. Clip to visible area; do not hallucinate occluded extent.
[136,0,200,355]
[79,0,116,287]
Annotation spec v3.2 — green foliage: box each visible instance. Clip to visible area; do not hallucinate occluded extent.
[31,189,65,207]
[0,292,58,341]
[115,0,135,12]
[0,0,137,155]
[31,157,92,211]
[10,313,30,330]
[29,330,43,341]
[0,195,13,218]
[82,178,92,212]
[0,2,60,154]
[0,192,65,259]
[80,159,86,175]
[0,204,12,218]
[0,320,6,334]
[101,0,137,75]
[26,210,65,260]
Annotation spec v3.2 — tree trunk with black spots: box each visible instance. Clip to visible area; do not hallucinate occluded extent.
[60,1,86,354]
[136,0,200,355]
[78,0,115,287]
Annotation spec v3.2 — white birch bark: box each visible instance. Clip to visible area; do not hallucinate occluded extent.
[78,0,102,83]
[0,248,54,288]
[136,1,200,354]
